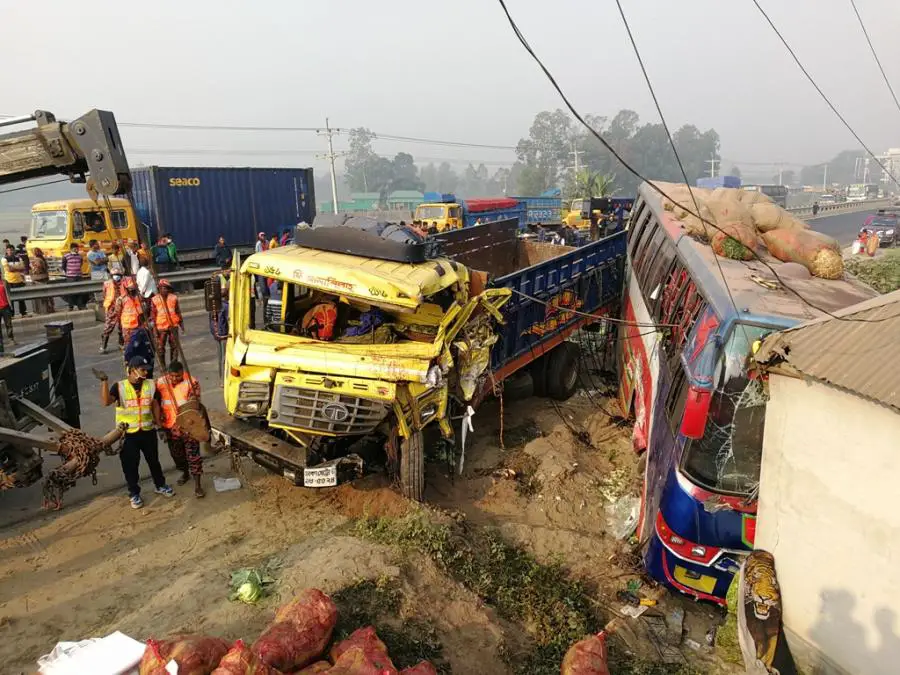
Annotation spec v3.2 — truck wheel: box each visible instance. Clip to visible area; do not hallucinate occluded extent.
[546,342,582,401]
[399,430,425,502]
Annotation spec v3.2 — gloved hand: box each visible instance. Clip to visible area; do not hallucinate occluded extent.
[91,367,109,381]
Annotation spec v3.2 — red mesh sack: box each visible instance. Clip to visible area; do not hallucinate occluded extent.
[297,662,333,674]
[328,646,399,675]
[560,634,610,675]
[761,229,843,279]
[711,222,758,260]
[401,662,438,675]
[212,640,283,675]
[252,589,337,671]
[329,626,389,664]
[140,635,231,675]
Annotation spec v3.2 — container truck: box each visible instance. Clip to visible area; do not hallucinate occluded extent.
[28,166,316,275]
[414,193,526,232]
[207,219,626,501]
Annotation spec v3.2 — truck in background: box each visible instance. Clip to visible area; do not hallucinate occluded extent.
[414,194,526,232]
[742,184,788,208]
[696,175,741,189]
[208,219,626,501]
[847,183,879,202]
[562,197,634,229]
[27,166,316,275]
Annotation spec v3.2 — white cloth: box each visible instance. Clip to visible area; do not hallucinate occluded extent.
[136,266,157,298]
[127,250,139,275]
[255,240,266,253]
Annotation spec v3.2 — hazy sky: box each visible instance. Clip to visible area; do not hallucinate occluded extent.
[2,0,900,177]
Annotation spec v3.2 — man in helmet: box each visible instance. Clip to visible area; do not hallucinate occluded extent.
[157,361,205,497]
[100,272,127,354]
[151,279,184,368]
[118,277,145,347]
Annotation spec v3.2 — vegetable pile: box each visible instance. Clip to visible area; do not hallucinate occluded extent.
[662,183,844,279]
[138,588,437,675]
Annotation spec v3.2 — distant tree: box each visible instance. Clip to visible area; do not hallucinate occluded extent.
[389,152,424,192]
[419,163,438,191]
[728,166,742,179]
[515,109,573,194]
[436,162,459,193]
[344,128,378,192]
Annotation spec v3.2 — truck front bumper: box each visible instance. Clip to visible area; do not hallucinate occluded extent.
[209,410,364,488]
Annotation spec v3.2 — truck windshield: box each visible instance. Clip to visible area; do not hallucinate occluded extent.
[416,206,445,220]
[250,275,455,345]
[681,324,772,496]
[30,210,68,239]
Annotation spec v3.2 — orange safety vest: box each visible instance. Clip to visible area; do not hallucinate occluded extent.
[301,302,338,340]
[120,296,143,329]
[156,374,199,429]
[152,293,181,330]
[102,280,126,310]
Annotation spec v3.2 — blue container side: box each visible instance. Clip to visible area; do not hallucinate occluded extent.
[129,167,314,253]
[696,176,741,189]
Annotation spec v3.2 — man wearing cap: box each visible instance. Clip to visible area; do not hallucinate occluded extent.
[100,272,127,354]
[151,279,184,368]
[255,232,268,254]
[118,277,145,346]
[157,361,205,497]
[99,355,174,509]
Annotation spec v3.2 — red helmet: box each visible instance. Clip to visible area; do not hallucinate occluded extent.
[158,279,173,289]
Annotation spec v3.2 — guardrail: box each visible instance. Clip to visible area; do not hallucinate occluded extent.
[786,198,892,218]
[8,266,220,302]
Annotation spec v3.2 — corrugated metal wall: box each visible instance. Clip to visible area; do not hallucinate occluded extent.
[129,167,315,252]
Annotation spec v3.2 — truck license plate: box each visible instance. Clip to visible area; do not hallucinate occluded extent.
[303,465,338,487]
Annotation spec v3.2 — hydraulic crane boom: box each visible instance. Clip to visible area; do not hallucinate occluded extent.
[0,109,131,196]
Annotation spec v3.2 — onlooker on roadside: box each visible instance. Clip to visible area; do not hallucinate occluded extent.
[107,242,126,275]
[280,229,291,246]
[62,242,87,310]
[0,276,14,350]
[165,236,179,269]
[1,239,9,251]
[812,201,820,217]
[136,258,158,314]
[126,241,140,276]
[15,242,29,278]
[2,243,28,316]
[152,237,171,273]
[29,248,54,315]
[255,232,268,253]
[269,234,279,250]
[214,236,231,268]
[138,242,152,269]
[86,239,109,280]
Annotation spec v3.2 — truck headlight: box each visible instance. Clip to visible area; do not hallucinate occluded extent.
[887,229,895,235]
[426,365,443,388]
[237,401,261,414]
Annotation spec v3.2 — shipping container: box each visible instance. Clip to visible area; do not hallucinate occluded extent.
[695,176,741,189]
[130,166,315,261]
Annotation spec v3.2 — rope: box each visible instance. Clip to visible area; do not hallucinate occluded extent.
[488,370,505,450]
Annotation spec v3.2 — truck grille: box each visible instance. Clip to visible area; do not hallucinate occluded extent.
[271,385,388,435]
[45,256,63,275]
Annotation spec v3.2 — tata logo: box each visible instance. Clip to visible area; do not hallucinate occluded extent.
[169,177,201,187]
[321,402,350,423]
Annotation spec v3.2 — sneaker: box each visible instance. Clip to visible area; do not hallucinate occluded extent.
[130,495,144,509]
[99,346,108,354]
[155,485,175,497]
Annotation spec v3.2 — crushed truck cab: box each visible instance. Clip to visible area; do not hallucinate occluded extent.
[211,219,626,500]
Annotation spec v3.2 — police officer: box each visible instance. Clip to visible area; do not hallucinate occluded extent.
[99,356,174,509]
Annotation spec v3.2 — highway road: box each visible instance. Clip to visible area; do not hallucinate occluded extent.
[809,208,882,245]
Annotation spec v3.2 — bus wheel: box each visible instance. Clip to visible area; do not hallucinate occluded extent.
[400,430,425,502]
[546,342,582,401]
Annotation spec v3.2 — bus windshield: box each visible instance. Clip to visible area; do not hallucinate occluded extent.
[31,210,68,239]
[681,324,773,496]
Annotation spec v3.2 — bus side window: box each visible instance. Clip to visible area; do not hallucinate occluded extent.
[665,366,689,436]
[72,212,85,238]
[111,210,128,229]
[635,221,665,290]
[644,240,676,320]
[627,202,649,258]
[631,215,658,279]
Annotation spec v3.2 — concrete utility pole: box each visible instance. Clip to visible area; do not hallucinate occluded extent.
[823,163,828,190]
[316,118,346,214]
[707,154,719,178]
[569,141,584,174]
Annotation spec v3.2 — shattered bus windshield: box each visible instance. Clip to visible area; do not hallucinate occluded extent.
[247,274,456,345]
[681,324,771,496]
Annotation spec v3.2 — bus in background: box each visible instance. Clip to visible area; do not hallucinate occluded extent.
[618,182,875,604]
[847,183,879,202]
[741,184,787,208]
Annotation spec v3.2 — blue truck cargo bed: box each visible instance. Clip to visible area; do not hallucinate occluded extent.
[130,166,315,260]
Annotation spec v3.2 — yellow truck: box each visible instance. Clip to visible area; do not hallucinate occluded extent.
[28,197,140,277]
[208,219,626,500]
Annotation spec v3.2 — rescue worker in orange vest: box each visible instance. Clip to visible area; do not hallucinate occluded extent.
[118,277,145,347]
[299,301,338,340]
[151,279,184,367]
[100,272,127,354]
[157,360,205,497]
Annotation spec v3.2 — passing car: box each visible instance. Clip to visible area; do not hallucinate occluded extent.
[860,209,898,247]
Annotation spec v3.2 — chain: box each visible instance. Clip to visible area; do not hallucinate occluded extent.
[42,429,119,510]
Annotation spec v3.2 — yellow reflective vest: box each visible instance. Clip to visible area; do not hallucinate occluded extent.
[115,379,156,432]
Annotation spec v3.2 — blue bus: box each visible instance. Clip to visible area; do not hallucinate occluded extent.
[618,182,875,603]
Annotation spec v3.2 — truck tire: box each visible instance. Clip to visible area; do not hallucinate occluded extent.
[400,430,425,502]
[546,342,582,401]
[530,354,549,397]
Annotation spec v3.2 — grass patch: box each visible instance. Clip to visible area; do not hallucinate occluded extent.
[845,249,900,293]
[353,510,698,675]
[331,576,449,674]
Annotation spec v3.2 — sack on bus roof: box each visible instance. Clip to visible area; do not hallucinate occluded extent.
[736,189,772,205]
[705,195,753,230]
[761,228,844,279]
[749,203,808,233]
[711,222,758,260]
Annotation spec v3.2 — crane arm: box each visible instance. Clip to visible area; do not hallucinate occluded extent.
[0,109,131,196]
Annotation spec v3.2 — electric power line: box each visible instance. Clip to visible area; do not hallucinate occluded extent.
[495,0,897,324]
[848,0,900,118]
[750,0,900,188]
[0,178,71,194]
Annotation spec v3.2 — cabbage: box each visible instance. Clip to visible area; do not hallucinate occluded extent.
[229,566,276,604]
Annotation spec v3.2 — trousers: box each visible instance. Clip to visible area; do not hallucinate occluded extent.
[119,430,165,497]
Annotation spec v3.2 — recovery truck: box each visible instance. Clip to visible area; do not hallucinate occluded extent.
[0,110,131,498]
[207,218,626,500]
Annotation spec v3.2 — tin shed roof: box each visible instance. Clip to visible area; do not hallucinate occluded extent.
[755,290,900,412]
